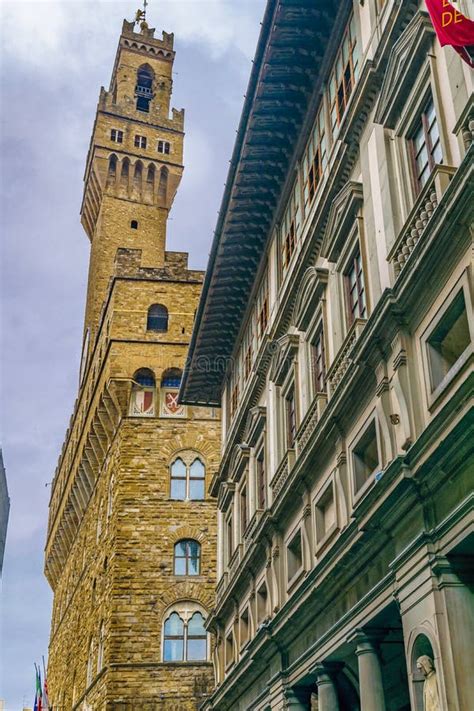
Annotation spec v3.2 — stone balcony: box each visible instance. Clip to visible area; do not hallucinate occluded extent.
[388,164,456,279]
[327,318,366,394]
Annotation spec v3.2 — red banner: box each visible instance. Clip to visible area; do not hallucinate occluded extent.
[425,0,474,67]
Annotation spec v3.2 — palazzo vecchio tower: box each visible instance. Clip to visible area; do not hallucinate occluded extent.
[44,14,220,710]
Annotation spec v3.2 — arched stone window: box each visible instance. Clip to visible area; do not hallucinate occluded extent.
[170,453,205,500]
[120,157,130,187]
[163,603,208,662]
[107,154,117,184]
[158,166,168,201]
[129,368,155,416]
[146,163,155,192]
[174,539,201,576]
[136,64,154,112]
[133,160,143,190]
[147,304,168,332]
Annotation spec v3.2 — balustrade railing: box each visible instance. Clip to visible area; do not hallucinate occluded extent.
[388,165,456,278]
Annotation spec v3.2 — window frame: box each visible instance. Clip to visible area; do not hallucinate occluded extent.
[134,134,147,149]
[344,244,367,327]
[173,539,201,577]
[158,140,171,155]
[110,128,123,143]
[169,454,206,501]
[408,94,443,194]
[256,443,266,511]
[313,474,339,553]
[162,604,208,663]
[286,526,304,588]
[420,276,473,410]
[349,415,382,501]
[328,13,360,135]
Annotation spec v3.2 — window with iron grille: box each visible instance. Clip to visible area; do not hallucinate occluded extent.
[410,95,443,191]
[328,15,360,134]
[134,134,147,149]
[111,129,123,143]
[345,247,366,324]
[311,326,327,393]
[303,104,328,208]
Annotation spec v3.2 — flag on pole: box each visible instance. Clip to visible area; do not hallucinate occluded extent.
[42,656,50,711]
[425,0,474,67]
[33,664,43,711]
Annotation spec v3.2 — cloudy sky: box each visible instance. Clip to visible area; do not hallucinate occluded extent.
[0,0,265,705]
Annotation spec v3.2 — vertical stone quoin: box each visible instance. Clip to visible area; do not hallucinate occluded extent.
[44,15,219,710]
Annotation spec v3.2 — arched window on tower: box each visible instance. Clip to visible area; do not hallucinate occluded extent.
[163,604,208,662]
[107,154,117,185]
[120,157,130,188]
[161,368,185,417]
[130,368,155,416]
[158,166,168,202]
[136,64,154,112]
[174,540,201,576]
[147,304,168,332]
[170,453,206,501]
[133,160,143,191]
[146,164,156,193]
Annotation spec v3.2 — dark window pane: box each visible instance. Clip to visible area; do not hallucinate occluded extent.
[188,541,200,558]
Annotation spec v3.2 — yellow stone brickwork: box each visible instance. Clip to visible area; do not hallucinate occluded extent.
[45,19,220,711]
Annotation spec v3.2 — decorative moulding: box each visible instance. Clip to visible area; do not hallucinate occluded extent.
[293,267,329,331]
[244,406,267,447]
[374,11,435,129]
[321,181,364,262]
[269,330,300,386]
[228,443,251,484]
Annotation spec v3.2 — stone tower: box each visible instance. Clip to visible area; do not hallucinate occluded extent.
[45,18,219,710]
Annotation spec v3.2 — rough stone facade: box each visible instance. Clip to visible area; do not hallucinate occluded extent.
[45,19,219,711]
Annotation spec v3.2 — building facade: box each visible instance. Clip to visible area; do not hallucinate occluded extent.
[45,18,220,710]
[181,0,474,710]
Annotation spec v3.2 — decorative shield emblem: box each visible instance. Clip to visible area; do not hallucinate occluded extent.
[163,389,185,417]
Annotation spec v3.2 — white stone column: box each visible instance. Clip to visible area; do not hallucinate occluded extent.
[354,631,386,711]
[315,665,340,711]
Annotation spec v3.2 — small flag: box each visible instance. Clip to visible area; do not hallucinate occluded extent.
[33,664,43,711]
[425,0,474,67]
[42,656,50,711]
